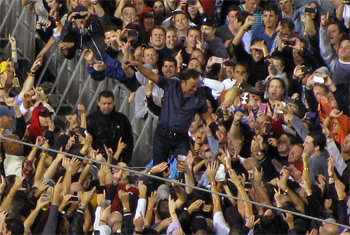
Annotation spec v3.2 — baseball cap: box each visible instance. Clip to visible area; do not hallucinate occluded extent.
[201,18,215,27]
[0,105,14,118]
[157,184,170,202]
[125,22,141,32]
[38,108,53,117]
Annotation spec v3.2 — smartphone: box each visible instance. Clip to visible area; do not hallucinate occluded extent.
[304,7,316,13]
[284,39,296,46]
[212,57,223,64]
[187,0,196,5]
[74,14,85,19]
[258,104,267,114]
[301,66,313,74]
[313,75,324,83]
[70,196,79,201]
[128,30,138,37]
[224,61,235,67]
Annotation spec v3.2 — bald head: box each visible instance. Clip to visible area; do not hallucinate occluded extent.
[3,135,23,156]
[319,223,339,235]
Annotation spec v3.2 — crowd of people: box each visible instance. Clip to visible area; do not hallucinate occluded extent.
[0,0,349,234]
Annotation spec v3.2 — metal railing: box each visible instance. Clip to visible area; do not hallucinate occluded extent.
[0,0,36,62]
[0,1,156,167]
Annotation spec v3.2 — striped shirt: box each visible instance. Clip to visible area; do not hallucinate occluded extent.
[238,4,263,32]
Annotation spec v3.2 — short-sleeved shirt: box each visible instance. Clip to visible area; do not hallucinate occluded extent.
[239,5,263,32]
[156,75,208,133]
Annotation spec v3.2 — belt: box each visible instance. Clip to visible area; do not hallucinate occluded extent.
[157,126,187,139]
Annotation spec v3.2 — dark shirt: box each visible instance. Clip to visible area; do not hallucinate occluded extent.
[205,37,229,59]
[156,76,208,133]
[215,24,233,43]
[87,109,134,164]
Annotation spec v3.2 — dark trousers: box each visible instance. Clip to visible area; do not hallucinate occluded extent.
[153,126,190,165]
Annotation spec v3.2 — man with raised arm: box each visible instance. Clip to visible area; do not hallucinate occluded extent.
[127,61,223,165]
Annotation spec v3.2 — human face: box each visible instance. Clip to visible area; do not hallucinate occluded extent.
[278,0,293,14]
[162,61,176,77]
[134,0,146,15]
[327,24,342,45]
[0,115,13,130]
[144,17,155,31]
[181,78,200,97]
[70,0,79,9]
[268,79,285,101]
[276,22,292,39]
[166,30,177,49]
[190,50,205,65]
[98,96,114,115]
[338,40,350,62]
[247,93,261,111]
[39,115,51,128]
[245,0,260,13]
[122,7,137,27]
[189,114,203,133]
[201,25,215,43]
[263,10,278,28]
[307,2,317,19]
[174,13,188,30]
[186,29,200,48]
[271,58,284,72]
[341,134,350,154]
[303,135,315,155]
[78,0,91,8]
[227,10,239,25]
[150,29,165,49]
[153,1,164,16]
[143,48,158,66]
[188,59,202,73]
[195,126,207,144]
[288,145,303,163]
[46,0,59,9]
[312,85,328,102]
[277,134,291,155]
[187,4,198,16]
[104,30,118,46]
[233,64,248,82]
[250,47,263,62]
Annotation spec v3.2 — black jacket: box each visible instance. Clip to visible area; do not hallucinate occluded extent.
[61,14,106,60]
[87,109,134,164]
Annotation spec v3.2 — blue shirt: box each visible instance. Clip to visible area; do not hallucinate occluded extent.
[87,53,127,82]
[252,26,278,52]
[239,5,263,32]
[156,76,208,133]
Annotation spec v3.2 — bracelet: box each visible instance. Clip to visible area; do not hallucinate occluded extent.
[284,188,289,194]
[304,167,309,171]
[123,207,130,211]
[176,66,182,70]
[210,181,216,186]
[30,71,36,75]
[329,175,335,178]
[135,231,143,234]
[232,120,239,125]
[7,194,14,198]
[88,63,95,67]
[11,49,17,52]
[27,72,35,77]
[78,204,86,210]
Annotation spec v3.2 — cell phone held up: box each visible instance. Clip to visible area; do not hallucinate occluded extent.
[283,39,295,46]
[304,7,316,13]
[128,30,138,37]
[74,14,85,19]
